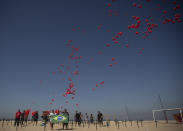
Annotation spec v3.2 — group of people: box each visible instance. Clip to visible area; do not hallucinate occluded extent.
[74,111,103,126]
[14,108,69,130]
[14,109,103,129]
[41,108,69,130]
[14,109,30,127]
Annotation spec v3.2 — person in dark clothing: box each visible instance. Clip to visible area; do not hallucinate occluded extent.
[74,111,78,126]
[77,112,82,126]
[90,114,94,124]
[20,110,25,127]
[14,110,21,127]
[62,109,69,129]
[41,111,49,130]
[97,111,103,126]
[33,111,39,126]
[74,111,81,126]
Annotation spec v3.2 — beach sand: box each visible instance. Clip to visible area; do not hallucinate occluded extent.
[0,120,183,131]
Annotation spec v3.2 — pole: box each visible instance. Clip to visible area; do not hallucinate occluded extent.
[152,111,156,122]
[180,109,183,123]
[125,106,129,121]
[136,120,139,128]
[158,95,168,123]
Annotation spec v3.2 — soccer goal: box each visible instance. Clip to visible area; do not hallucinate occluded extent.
[152,108,183,123]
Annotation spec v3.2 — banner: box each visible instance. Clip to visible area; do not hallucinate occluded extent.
[50,114,69,123]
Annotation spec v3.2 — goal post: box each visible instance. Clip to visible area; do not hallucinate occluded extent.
[152,108,183,123]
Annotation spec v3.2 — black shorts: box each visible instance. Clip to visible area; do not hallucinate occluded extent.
[34,119,38,121]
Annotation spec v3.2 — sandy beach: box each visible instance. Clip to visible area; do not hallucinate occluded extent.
[0,120,183,131]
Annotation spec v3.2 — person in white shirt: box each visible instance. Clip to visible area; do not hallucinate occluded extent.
[49,110,55,130]
[85,113,89,124]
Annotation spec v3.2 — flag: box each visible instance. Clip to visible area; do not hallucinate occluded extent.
[50,114,69,123]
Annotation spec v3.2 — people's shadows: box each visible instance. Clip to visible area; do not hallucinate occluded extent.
[57,128,74,130]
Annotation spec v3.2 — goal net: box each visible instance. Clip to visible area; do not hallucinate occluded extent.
[152,108,183,123]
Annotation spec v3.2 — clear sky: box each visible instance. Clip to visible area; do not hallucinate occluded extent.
[0,0,183,120]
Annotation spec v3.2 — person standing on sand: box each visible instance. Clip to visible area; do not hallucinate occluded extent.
[75,111,80,126]
[62,109,69,130]
[20,110,25,127]
[97,111,103,126]
[24,109,29,126]
[85,113,89,124]
[49,110,55,130]
[41,111,49,130]
[31,112,35,123]
[41,111,48,124]
[79,112,82,126]
[1,119,4,127]
[90,114,94,124]
[14,110,21,127]
[33,111,39,126]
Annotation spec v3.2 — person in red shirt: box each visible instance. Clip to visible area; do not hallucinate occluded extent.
[24,109,30,126]
[14,110,21,127]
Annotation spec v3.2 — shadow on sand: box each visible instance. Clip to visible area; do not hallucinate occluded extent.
[57,128,75,130]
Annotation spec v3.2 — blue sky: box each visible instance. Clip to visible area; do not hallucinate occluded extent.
[0,0,183,120]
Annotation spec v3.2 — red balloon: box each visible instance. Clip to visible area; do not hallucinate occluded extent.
[112,37,115,41]
[98,51,102,55]
[163,10,167,14]
[126,44,129,48]
[172,1,176,5]
[176,5,180,9]
[135,24,140,29]
[118,32,122,36]
[138,4,142,8]
[107,3,111,7]
[136,17,140,20]
[114,41,118,44]
[137,20,140,24]
[100,81,104,85]
[106,29,110,32]
[106,43,110,47]
[68,77,72,81]
[132,2,136,7]
[132,16,136,19]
